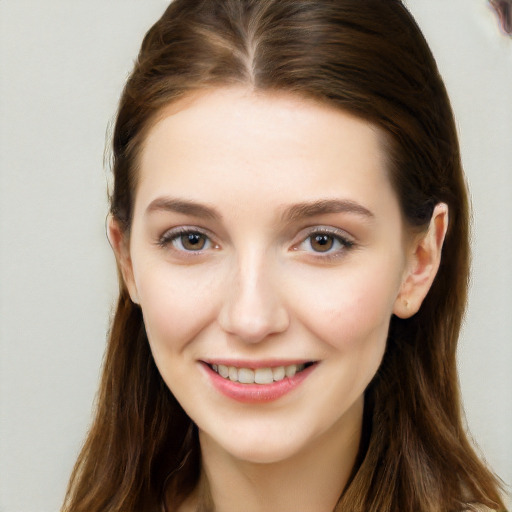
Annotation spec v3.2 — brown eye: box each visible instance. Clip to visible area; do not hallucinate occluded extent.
[180,233,208,251]
[159,228,215,253]
[310,234,335,252]
[296,230,354,256]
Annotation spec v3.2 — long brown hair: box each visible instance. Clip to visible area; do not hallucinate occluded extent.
[63,1,507,510]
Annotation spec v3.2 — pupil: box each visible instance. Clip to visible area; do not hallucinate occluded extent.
[182,233,205,250]
[312,234,333,252]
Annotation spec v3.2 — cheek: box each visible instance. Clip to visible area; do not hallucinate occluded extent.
[287,260,401,352]
[135,263,221,353]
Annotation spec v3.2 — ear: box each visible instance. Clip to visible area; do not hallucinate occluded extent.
[107,215,140,304]
[393,203,449,319]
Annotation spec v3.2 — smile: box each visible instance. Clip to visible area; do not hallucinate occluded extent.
[209,363,310,384]
[203,361,317,403]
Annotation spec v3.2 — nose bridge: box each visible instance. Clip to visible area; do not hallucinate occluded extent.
[219,245,289,343]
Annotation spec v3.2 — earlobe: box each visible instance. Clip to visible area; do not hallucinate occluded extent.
[393,203,449,319]
[107,215,140,304]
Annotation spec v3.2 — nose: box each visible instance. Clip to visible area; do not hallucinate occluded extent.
[218,251,290,344]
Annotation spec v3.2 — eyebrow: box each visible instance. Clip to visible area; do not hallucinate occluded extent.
[145,197,374,223]
[281,199,374,222]
[145,197,222,220]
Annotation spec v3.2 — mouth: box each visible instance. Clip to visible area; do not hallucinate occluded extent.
[205,361,316,385]
[202,360,318,403]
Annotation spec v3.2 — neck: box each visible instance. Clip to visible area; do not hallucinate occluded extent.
[196,397,364,512]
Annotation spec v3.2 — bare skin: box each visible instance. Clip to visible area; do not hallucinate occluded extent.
[109,87,448,512]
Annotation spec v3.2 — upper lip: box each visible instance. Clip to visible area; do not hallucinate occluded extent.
[201,359,317,369]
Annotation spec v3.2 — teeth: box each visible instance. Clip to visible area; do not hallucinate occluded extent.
[272,366,285,381]
[228,366,238,381]
[254,367,273,384]
[238,368,255,384]
[218,364,229,378]
[211,363,309,384]
[285,364,297,377]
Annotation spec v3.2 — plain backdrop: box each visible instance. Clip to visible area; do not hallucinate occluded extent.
[0,1,510,510]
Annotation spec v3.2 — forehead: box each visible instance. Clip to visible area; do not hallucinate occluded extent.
[135,87,397,220]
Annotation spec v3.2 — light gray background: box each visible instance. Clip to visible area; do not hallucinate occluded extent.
[0,1,510,510]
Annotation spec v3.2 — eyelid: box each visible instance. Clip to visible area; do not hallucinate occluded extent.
[156,224,355,257]
[157,225,219,251]
[294,225,355,242]
[291,226,356,255]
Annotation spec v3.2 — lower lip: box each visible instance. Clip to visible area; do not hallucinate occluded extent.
[202,363,317,403]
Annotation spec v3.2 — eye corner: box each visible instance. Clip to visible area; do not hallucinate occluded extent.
[156,226,219,254]
[289,225,357,260]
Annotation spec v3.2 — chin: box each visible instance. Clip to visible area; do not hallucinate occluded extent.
[200,421,318,465]
[223,439,304,465]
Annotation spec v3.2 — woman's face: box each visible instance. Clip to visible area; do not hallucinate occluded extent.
[122,87,411,464]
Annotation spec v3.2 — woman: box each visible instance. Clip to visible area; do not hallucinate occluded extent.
[63,0,507,511]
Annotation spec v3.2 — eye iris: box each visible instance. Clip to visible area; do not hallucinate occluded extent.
[181,233,206,250]
[311,234,334,252]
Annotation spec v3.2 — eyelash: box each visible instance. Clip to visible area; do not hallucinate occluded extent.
[157,227,355,258]
[157,227,217,253]
[293,228,355,260]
